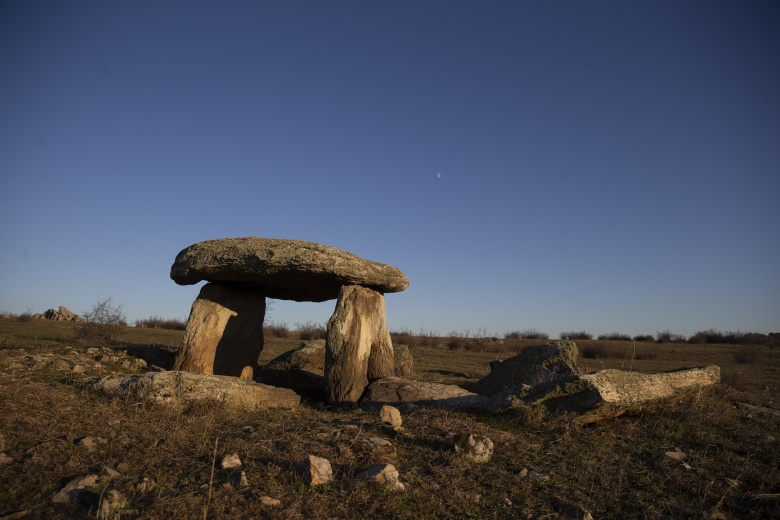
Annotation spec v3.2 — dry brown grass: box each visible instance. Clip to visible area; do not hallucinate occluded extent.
[1,319,779,519]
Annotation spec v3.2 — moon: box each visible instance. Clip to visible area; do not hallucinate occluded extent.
[437,172,442,179]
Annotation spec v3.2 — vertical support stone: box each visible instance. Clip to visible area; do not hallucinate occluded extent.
[173,282,265,377]
[325,285,395,405]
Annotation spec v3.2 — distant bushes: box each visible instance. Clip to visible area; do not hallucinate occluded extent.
[655,330,687,344]
[74,296,127,344]
[296,321,327,341]
[597,332,632,341]
[135,315,186,330]
[504,329,549,340]
[264,319,290,339]
[560,331,593,340]
[632,335,655,342]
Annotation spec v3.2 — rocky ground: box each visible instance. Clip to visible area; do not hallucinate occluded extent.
[1,334,779,518]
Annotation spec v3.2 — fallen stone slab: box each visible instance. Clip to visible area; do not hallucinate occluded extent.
[470,341,580,396]
[491,365,720,423]
[170,237,409,302]
[79,371,300,411]
[362,377,490,410]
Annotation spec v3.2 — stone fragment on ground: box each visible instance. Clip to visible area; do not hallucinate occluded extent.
[298,455,333,486]
[170,237,409,301]
[379,405,402,428]
[490,365,721,423]
[355,463,405,492]
[471,341,580,396]
[453,433,494,463]
[259,496,282,507]
[79,371,300,411]
[220,453,242,470]
[362,377,490,410]
[52,474,101,504]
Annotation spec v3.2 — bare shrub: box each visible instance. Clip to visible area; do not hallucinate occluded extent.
[296,321,326,341]
[656,330,687,343]
[135,314,186,330]
[560,330,593,340]
[265,319,290,339]
[504,328,549,340]
[74,296,127,344]
[597,332,631,341]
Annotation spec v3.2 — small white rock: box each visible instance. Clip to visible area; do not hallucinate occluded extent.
[259,495,282,507]
[220,453,242,470]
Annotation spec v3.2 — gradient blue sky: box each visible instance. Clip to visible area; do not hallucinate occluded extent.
[2,1,778,338]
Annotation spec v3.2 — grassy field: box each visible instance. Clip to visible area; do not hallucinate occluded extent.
[1,318,778,519]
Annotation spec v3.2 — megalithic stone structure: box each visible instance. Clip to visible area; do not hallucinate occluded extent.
[169,237,408,397]
[324,285,395,405]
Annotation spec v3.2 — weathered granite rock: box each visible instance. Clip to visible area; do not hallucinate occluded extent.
[80,371,300,411]
[325,285,395,404]
[266,340,326,373]
[491,365,720,423]
[298,455,333,486]
[471,341,580,396]
[170,237,409,302]
[43,306,83,322]
[355,464,405,492]
[173,283,265,377]
[379,405,403,428]
[454,433,494,463]
[393,343,414,377]
[363,377,490,410]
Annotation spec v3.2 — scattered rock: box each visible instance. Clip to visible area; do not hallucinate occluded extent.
[453,433,494,463]
[52,474,100,504]
[77,436,107,451]
[355,437,397,461]
[355,463,405,492]
[79,371,300,411]
[471,341,580,396]
[220,453,242,470]
[266,341,326,373]
[491,365,721,424]
[259,496,281,507]
[362,377,490,410]
[298,455,333,486]
[172,282,266,377]
[0,453,14,465]
[736,402,780,421]
[379,405,402,428]
[665,448,687,461]
[170,237,409,302]
[528,471,550,481]
[42,306,83,322]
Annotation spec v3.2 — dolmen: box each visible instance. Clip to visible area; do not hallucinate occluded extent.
[170,237,409,405]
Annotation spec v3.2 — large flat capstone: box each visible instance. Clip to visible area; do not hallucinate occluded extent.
[170,237,409,302]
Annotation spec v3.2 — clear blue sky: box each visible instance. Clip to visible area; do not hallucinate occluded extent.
[2,1,778,338]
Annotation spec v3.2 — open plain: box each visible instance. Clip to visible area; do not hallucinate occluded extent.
[1,318,778,519]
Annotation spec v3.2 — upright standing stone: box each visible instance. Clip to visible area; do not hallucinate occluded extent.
[173,283,265,377]
[325,285,395,404]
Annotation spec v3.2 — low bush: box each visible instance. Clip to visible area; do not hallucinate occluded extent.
[632,334,654,342]
[732,347,760,364]
[74,296,127,344]
[296,321,327,341]
[560,330,593,340]
[135,315,186,330]
[656,330,687,343]
[265,319,290,339]
[504,329,549,340]
[597,332,631,341]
